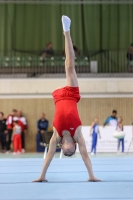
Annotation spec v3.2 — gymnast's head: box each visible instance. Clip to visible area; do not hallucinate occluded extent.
[118,116,123,123]
[61,133,76,157]
[94,116,99,123]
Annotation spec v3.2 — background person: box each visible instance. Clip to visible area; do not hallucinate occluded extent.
[41,42,54,58]
[62,43,80,57]
[127,43,133,69]
[90,116,101,155]
[0,112,7,153]
[12,120,22,155]
[17,111,27,153]
[6,109,17,153]
[103,110,118,127]
[117,117,124,153]
[37,113,49,144]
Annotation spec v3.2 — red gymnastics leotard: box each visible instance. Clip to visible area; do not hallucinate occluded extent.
[52,86,82,138]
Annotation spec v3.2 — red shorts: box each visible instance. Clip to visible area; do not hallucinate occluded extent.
[13,134,22,152]
[52,86,82,137]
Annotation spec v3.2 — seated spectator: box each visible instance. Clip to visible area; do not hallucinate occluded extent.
[62,43,80,57]
[41,42,54,58]
[127,43,133,69]
[37,113,49,144]
[0,112,7,152]
[103,110,118,127]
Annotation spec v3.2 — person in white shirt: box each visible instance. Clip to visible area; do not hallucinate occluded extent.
[103,110,118,127]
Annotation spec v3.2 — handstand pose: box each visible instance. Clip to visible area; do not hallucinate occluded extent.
[33,16,100,182]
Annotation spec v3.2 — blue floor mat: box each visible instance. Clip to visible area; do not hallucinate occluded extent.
[0,156,133,200]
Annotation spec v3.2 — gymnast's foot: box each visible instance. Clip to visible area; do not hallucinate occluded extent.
[32,177,48,182]
[61,15,71,32]
[88,177,102,182]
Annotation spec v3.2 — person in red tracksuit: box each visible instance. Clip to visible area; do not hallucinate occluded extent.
[18,111,27,153]
[15,111,27,153]
[11,120,22,155]
[6,109,17,153]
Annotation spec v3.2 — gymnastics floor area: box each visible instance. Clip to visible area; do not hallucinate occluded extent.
[0,153,133,200]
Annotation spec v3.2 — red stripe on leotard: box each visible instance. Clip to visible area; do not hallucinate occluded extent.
[52,86,82,137]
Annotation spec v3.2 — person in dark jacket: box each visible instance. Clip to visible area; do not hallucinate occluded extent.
[127,43,133,61]
[41,42,54,58]
[37,113,49,143]
[0,112,7,152]
[127,43,133,69]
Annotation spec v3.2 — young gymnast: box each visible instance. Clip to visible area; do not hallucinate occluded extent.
[11,120,22,155]
[33,16,100,182]
[117,117,124,153]
[90,117,101,155]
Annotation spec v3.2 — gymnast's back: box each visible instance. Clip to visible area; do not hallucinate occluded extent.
[52,86,82,136]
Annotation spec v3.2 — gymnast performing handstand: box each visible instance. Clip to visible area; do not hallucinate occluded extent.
[33,15,100,182]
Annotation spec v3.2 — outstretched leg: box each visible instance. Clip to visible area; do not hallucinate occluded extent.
[121,138,124,153]
[91,134,95,153]
[117,139,120,152]
[62,16,78,87]
[94,134,97,154]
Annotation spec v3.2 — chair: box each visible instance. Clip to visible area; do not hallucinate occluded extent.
[2,61,9,67]
[22,56,32,67]
[2,57,10,67]
[22,57,31,67]
[76,56,89,66]
[21,57,26,66]
[11,57,21,67]
[37,56,44,67]
[127,60,133,72]
[57,58,64,67]
[42,131,62,159]
[44,57,55,67]
[31,57,37,67]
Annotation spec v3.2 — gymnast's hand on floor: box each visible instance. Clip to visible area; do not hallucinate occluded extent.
[32,177,48,182]
[88,177,102,182]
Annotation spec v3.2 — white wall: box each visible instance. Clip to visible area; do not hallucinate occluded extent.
[0,78,133,98]
[76,126,133,153]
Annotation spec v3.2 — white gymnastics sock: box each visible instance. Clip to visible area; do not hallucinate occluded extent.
[61,15,71,32]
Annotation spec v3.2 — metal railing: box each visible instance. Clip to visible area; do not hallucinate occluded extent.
[0,50,132,77]
[0,0,133,5]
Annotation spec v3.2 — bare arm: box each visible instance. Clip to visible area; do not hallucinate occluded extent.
[118,123,123,131]
[89,122,94,136]
[98,127,101,138]
[33,133,58,182]
[77,133,101,181]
